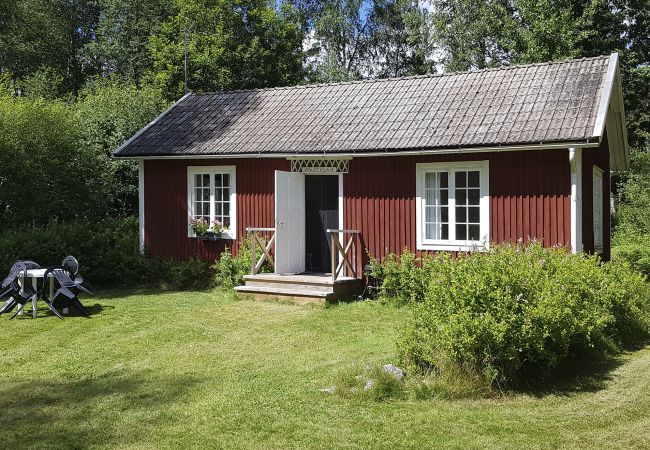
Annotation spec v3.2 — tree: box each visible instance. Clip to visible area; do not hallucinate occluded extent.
[430,0,516,71]
[369,0,435,77]
[150,0,304,99]
[83,0,173,85]
[0,0,100,96]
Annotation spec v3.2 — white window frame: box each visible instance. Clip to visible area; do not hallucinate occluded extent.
[416,161,490,251]
[187,165,237,239]
[593,165,604,252]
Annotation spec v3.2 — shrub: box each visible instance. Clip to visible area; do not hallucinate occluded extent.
[612,240,650,277]
[396,243,650,388]
[211,236,272,288]
[0,216,213,289]
[165,258,212,290]
[370,250,433,305]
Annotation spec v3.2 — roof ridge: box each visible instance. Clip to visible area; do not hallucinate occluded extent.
[191,54,613,96]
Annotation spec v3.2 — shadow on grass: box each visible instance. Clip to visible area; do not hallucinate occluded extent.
[512,354,626,397]
[0,370,199,449]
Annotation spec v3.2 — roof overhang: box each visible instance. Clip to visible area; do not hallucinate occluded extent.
[113,141,600,161]
[592,53,629,171]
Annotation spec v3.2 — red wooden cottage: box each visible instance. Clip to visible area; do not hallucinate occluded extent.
[114,53,628,301]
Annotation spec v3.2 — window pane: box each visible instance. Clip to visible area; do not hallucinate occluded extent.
[202,189,210,201]
[456,189,467,205]
[456,224,467,240]
[468,224,480,240]
[425,206,436,223]
[222,188,229,199]
[215,174,222,187]
[426,223,438,240]
[440,172,448,188]
[456,207,466,223]
[440,189,448,205]
[202,174,210,186]
[441,224,449,240]
[455,171,466,188]
[216,188,223,202]
[223,174,230,187]
[216,203,222,216]
[425,172,435,189]
[468,207,480,223]
[468,171,480,187]
[195,174,202,186]
[468,189,480,205]
[441,206,448,222]
[223,203,230,215]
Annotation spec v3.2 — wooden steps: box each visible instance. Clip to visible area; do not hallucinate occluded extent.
[234,273,364,304]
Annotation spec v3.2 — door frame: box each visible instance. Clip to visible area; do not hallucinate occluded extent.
[274,172,344,274]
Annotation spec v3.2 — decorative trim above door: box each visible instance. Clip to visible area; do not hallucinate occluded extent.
[290,158,350,174]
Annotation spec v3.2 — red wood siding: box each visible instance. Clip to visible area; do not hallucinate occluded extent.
[143,158,289,261]
[343,150,571,272]
[143,150,580,266]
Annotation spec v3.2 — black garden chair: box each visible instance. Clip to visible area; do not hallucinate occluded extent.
[61,256,93,293]
[42,266,93,318]
[0,262,40,319]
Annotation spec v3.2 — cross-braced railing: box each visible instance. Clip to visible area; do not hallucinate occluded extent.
[327,229,360,281]
[247,227,276,275]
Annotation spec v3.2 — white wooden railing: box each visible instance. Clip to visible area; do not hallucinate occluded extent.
[247,227,276,275]
[327,229,360,281]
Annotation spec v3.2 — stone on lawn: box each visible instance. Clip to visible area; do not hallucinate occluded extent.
[383,364,406,381]
[364,379,374,391]
[320,386,336,394]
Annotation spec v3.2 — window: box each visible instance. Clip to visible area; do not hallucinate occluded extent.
[187,166,236,238]
[416,161,489,251]
[593,166,604,252]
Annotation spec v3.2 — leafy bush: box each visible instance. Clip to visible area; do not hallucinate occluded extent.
[0,216,212,289]
[211,236,272,288]
[396,243,650,388]
[370,250,433,305]
[165,258,212,291]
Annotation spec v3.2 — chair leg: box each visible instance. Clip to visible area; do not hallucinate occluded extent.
[71,298,90,317]
[44,301,64,320]
[0,299,17,316]
[10,305,25,320]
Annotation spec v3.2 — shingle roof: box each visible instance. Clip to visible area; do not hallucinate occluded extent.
[114,55,614,158]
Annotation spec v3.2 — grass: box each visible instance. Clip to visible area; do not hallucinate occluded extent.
[1,289,649,449]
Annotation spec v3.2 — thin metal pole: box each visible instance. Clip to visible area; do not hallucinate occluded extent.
[183,28,188,94]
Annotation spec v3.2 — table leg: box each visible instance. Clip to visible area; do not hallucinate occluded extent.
[31,277,38,319]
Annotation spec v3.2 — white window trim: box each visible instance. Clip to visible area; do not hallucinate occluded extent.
[593,165,604,252]
[416,161,490,252]
[187,165,237,239]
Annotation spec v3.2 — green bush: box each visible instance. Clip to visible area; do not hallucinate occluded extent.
[211,236,272,288]
[370,250,433,305]
[0,216,212,289]
[396,243,650,388]
[612,240,650,277]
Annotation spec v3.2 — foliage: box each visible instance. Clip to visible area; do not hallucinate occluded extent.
[75,78,168,216]
[211,235,271,288]
[0,97,99,227]
[0,216,212,289]
[83,0,174,84]
[150,0,304,99]
[165,257,212,290]
[612,150,650,276]
[394,243,650,387]
[370,250,432,306]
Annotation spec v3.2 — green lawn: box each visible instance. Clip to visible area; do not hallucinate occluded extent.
[1,290,649,449]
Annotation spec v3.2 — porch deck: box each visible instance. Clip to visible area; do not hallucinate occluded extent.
[234,273,364,304]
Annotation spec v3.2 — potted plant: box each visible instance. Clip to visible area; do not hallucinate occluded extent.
[190,218,210,237]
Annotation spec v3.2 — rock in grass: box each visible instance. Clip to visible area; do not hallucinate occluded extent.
[383,364,406,381]
[320,386,336,394]
[364,379,374,391]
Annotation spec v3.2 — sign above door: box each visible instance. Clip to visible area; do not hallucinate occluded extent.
[290,158,350,174]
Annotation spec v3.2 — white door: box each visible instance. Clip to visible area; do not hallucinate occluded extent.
[275,170,305,274]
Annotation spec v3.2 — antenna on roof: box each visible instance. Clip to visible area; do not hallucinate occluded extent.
[183,28,188,94]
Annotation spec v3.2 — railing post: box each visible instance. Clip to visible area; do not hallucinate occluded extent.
[251,230,257,275]
[331,232,337,281]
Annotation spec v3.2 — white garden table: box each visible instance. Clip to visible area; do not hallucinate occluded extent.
[16,269,68,318]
